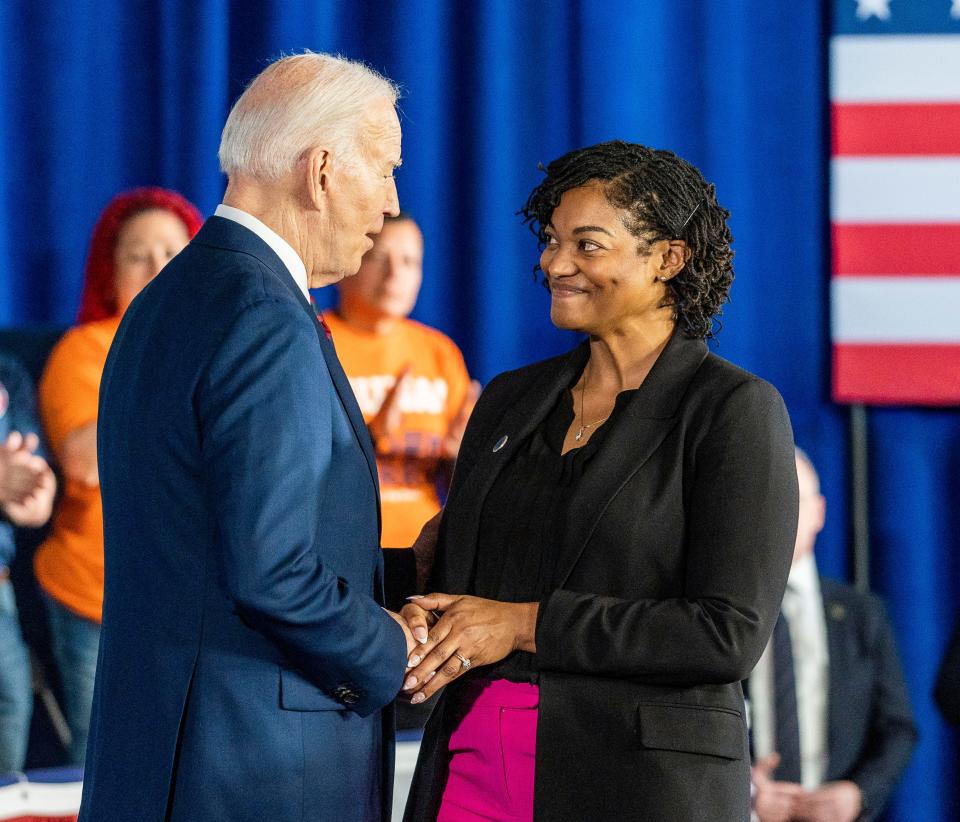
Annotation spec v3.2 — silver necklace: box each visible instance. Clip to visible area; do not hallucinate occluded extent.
[575,362,609,441]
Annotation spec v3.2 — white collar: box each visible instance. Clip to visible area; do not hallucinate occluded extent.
[214,204,310,303]
[786,551,820,600]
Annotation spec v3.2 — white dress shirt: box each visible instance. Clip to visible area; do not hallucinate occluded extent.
[747,552,830,789]
[214,204,310,304]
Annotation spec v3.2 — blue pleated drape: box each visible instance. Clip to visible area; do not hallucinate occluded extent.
[0,1,956,818]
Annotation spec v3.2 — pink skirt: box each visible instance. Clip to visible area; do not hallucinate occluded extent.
[437,679,539,822]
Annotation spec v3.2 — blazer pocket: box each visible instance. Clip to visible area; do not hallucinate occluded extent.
[637,702,744,760]
[279,667,345,712]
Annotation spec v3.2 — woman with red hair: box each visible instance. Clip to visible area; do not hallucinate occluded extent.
[35,188,202,765]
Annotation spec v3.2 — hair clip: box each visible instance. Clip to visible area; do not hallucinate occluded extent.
[679,199,703,232]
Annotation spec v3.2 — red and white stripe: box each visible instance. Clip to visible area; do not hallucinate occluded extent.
[831,34,960,404]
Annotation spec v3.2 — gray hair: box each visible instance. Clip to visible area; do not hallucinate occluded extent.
[218,52,400,180]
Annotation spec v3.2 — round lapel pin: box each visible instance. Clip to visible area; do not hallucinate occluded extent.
[492,435,508,452]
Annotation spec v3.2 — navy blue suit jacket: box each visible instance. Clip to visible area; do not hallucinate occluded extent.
[78,217,407,822]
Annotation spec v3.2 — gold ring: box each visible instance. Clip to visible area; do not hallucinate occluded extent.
[455,653,472,670]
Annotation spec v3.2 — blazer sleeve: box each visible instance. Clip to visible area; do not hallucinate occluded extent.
[934,615,960,726]
[536,377,799,684]
[198,297,407,716]
[848,595,917,820]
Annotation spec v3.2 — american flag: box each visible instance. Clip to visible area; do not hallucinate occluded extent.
[831,0,960,404]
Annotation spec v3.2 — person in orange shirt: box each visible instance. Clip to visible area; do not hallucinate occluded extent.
[323,213,479,562]
[35,188,202,765]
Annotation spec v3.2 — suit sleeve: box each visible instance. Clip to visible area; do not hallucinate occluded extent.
[848,596,917,820]
[198,298,407,716]
[536,378,799,684]
[934,615,960,726]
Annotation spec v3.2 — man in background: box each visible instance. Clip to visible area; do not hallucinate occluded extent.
[0,353,56,773]
[749,449,916,822]
[323,213,477,553]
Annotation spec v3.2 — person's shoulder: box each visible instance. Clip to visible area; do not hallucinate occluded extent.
[400,318,467,363]
[401,317,457,346]
[51,317,120,357]
[165,236,296,307]
[0,350,31,382]
[696,349,772,392]
[820,577,887,625]
[690,349,787,414]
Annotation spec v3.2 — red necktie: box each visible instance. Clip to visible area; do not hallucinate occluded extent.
[309,296,333,340]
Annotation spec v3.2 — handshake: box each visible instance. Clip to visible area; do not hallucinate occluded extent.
[387,593,539,705]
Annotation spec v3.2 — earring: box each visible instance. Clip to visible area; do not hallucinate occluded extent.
[656,275,669,282]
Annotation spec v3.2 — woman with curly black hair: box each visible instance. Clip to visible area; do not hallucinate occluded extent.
[400,141,799,821]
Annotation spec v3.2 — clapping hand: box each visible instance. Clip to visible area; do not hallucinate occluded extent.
[399,593,538,704]
[368,364,411,451]
[752,753,803,822]
[793,781,862,822]
[0,432,56,527]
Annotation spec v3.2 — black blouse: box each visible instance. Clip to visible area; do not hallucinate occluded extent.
[469,383,636,683]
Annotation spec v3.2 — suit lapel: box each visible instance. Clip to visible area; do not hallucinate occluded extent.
[442,330,709,593]
[440,345,589,592]
[287,286,382,515]
[552,331,708,587]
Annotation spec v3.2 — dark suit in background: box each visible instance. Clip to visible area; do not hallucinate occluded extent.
[404,332,799,821]
[79,217,406,822]
[818,579,916,819]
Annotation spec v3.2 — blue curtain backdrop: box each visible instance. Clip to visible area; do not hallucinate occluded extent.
[0,1,956,818]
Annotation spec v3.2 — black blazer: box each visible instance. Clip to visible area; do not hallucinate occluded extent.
[403,331,799,822]
[818,579,917,820]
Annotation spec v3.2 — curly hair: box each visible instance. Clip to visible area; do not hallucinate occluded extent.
[520,141,734,339]
[76,187,203,324]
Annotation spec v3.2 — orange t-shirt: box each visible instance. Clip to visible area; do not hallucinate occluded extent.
[34,316,120,623]
[323,311,471,548]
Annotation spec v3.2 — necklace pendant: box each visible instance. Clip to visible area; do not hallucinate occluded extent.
[575,426,584,441]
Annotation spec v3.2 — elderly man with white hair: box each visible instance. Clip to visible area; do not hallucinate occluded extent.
[79,53,416,822]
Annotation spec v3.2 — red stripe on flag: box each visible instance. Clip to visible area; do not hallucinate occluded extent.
[832,103,960,156]
[833,344,960,404]
[832,224,960,275]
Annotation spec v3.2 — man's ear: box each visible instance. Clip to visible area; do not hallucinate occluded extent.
[658,239,691,281]
[304,147,330,210]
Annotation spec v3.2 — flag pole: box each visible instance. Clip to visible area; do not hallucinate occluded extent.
[850,403,870,592]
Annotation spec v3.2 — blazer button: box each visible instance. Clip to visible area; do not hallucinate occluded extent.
[333,684,360,706]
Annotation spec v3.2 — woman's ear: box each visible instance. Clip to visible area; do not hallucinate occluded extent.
[658,239,691,281]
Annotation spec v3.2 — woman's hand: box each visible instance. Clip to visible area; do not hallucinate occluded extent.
[400,593,538,704]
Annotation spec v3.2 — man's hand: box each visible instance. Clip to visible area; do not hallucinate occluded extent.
[794,780,862,822]
[753,753,804,822]
[385,609,417,659]
[399,593,538,704]
[441,380,481,459]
